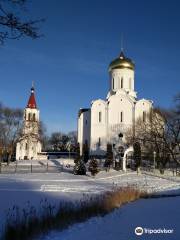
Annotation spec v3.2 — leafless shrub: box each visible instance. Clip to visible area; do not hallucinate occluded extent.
[3,187,146,240]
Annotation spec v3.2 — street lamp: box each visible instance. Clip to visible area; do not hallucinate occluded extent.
[153,151,156,170]
[119,133,123,166]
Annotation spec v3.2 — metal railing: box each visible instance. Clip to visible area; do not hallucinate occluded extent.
[0,163,72,174]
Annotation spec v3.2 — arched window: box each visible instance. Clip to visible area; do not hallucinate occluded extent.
[98,137,101,147]
[33,113,36,121]
[143,111,146,122]
[120,111,123,122]
[112,78,114,89]
[28,113,31,121]
[25,143,28,150]
[98,111,102,123]
[121,77,123,88]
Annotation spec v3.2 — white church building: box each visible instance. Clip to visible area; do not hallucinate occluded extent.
[78,50,153,155]
[16,86,42,160]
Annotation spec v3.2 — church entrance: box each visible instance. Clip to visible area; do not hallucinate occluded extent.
[122,146,134,171]
[114,146,134,172]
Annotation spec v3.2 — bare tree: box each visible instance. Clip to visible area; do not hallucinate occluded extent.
[174,93,180,115]
[49,131,77,152]
[49,132,70,152]
[49,132,62,151]
[126,105,180,168]
[104,143,113,171]
[38,121,47,150]
[133,141,141,173]
[67,131,77,151]
[0,104,23,162]
[0,0,44,45]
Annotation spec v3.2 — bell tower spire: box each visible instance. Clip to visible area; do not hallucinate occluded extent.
[24,83,40,134]
[16,84,42,160]
[27,82,37,109]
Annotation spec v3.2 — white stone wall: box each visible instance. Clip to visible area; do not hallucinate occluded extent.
[78,96,153,156]
[107,90,135,144]
[110,68,135,92]
[24,108,40,121]
[108,90,134,125]
[135,99,153,121]
[23,108,40,135]
[78,109,91,155]
[16,137,42,160]
[90,99,107,155]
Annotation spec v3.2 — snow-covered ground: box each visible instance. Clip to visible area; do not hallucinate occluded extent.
[0,168,180,238]
[39,196,180,240]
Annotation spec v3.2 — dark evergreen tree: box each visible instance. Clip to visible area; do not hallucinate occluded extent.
[88,158,99,176]
[74,142,80,164]
[104,143,113,171]
[73,159,86,175]
[133,142,141,171]
[82,141,89,163]
[73,142,86,175]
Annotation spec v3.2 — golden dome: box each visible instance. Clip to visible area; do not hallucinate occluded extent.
[109,51,135,71]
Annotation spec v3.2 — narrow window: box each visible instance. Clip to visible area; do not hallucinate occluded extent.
[98,137,101,147]
[99,111,102,123]
[143,111,146,122]
[25,143,28,150]
[120,111,123,122]
[85,120,87,125]
[112,78,114,89]
[118,77,120,88]
[28,113,31,121]
[121,77,123,88]
[33,113,36,121]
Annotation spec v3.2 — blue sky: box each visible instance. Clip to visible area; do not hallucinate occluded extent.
[0,0,180,134]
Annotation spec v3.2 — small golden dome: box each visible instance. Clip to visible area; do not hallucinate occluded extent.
[109,51,135,71]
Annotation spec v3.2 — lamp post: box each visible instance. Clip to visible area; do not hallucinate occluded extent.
[46,155,49,173]
[69,147,71,160]
[118,133,125,170]
[67,141,71,160]
[112,143,116,168]
[153,151,156,170]
[31,157,32,173]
